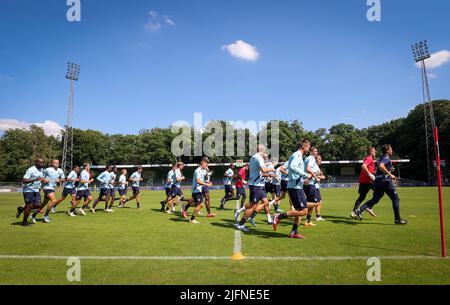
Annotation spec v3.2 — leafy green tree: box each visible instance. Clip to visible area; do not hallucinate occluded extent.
[321,124,370,160]
[366,100,450,180]
[71,129,111,166]
[0,126,60,181]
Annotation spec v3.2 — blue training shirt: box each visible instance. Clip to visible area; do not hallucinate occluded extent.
[109,172,116,189]
[130,171,141,187]
[78,170,90,191]
[249,153,266,187]
[287,151,309,189]
[42,167,65,191]
[64,170,78,189]
[118,174,127,189]
[223,168,234,185]
[172,169,182,188]
[97,171,111,189]
[165,170,174,188]
[192,167,205,193]
[22,166,44,193]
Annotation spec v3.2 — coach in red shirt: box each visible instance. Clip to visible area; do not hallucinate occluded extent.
[352,147,377,214]
[235,163,249,208]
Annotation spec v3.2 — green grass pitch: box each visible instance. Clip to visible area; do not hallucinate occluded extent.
[0,187,449,285]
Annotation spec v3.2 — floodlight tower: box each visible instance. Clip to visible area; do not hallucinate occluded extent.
[62,62,80,175]
[412,41,435,184]
[412,40,446,257]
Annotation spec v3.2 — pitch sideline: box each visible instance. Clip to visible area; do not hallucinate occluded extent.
[0,255,447,261]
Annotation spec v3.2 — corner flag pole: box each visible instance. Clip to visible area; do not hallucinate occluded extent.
[412,41,446,258]
[433,127,446,257]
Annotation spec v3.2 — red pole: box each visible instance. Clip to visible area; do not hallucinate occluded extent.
[433,127,446,257]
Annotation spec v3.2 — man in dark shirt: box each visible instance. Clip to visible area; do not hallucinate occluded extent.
[352,144,408,225]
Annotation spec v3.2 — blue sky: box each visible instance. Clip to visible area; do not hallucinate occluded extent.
[0,0,449,136]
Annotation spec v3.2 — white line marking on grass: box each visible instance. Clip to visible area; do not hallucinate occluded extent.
[0,255,447,261]
[233,199,242,255]
[0,255,230,260]
[233,230,242,254]
[245,256,449,261]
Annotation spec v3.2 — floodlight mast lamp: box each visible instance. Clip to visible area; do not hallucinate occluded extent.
[62,62,80,176]
[412,41,446,257]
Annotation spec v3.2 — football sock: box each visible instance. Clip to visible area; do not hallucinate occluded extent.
[278,213,288,220]
[291,224,299,234]
[239,217,248,226]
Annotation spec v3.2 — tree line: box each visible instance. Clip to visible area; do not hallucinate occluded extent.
[0,100,448,182]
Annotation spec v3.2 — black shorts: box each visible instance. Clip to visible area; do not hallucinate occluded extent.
[249,185,267,204]
[273,185,281,197]
[132,186,140,195]
[224,185,233,194]
[358,183,374,196]
[170,186,183,197]
[76,189,91,200]
[118,187,127,196]
[192,192,204,206]
[281,180,288,192]
[265,182,276,194]
[236,187,246,198]
[370,180,399,206]
[315,188,322,201]
[43,189,55,197]
[303,184,319,203]
[109,188,116,198]
[23,192,41,205]
[288,188,308,211]
[62,187,76,197]
[99,188,110,198]
[165,187,172,196]
[202,186,210,195]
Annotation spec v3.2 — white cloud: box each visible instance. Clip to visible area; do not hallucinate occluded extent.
[428,73,437,79]
[0,119,63,138]
[144,21,161,32]
[144,11,175,32]
[222,40,260,62]
[415,50,450,69]
[163,16,176,27]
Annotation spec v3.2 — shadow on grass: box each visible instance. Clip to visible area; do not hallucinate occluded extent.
[210,220,289,239]
[10,220,42,226]
[11,221,26,226]
[210,219,236,228]
[168,217,189,223]
[220,218,296,229]
[323,215,392,226]
[215,208,234,212]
